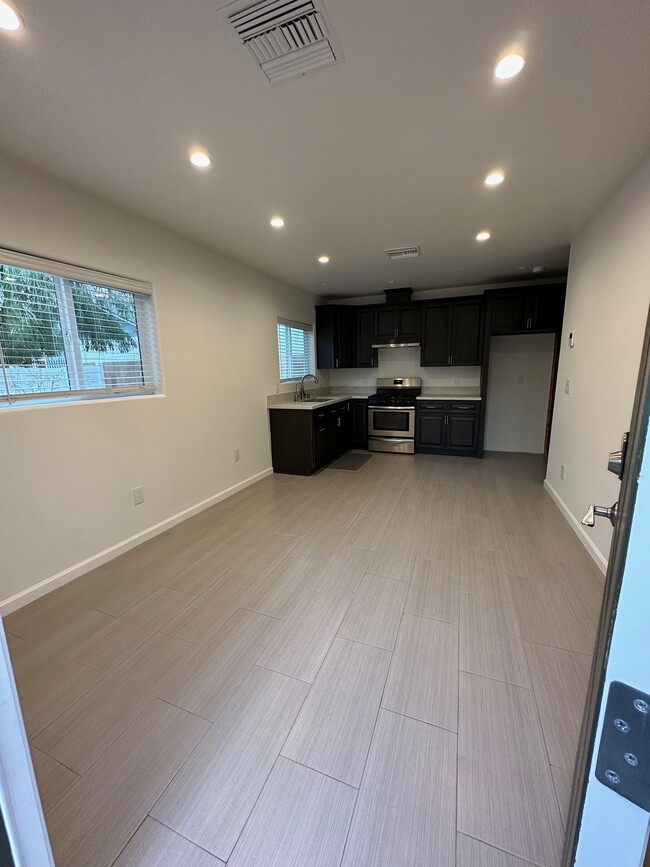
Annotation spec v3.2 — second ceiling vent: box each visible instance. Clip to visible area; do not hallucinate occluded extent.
[384,246,422,260]
[228,0,340,84]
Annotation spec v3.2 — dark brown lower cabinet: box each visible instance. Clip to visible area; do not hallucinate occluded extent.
[416,413,445,449]
[269,400,352,475]
[415,401,480,456]
[447,413,479,451]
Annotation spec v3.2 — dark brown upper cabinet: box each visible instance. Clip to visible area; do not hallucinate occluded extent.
[490,284,565,335]
[315,305,356,369]
[356,307,378,368]
[420,302,451,366]
[421,297,483,366]
[372,305,421,345]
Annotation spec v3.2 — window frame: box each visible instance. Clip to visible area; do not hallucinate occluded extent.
[0,247,161,408]
[277,317,316,383]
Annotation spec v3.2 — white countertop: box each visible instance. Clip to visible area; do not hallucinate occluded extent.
[417,389,481,401]
[268,390,481,409]
[269,394,360,410]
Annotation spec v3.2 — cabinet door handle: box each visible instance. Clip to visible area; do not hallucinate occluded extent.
[335,358,339,367]
[318,427,326,432]
[337,418,341,427]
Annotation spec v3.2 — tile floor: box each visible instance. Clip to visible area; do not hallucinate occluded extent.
[4,451,605,867]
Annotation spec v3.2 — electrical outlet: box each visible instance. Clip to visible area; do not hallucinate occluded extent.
[560,464,566,481]
[133,485,145,506]
[569,330,576,348]
[233,448,240,462]
[565,379,572,395]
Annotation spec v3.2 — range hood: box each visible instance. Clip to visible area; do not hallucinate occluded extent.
[371,340,420,348]
[372,287,421,348]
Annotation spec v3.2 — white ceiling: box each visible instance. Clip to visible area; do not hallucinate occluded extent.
[1,0,650,297]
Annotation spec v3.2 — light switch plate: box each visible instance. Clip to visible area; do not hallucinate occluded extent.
[565,379,572,395]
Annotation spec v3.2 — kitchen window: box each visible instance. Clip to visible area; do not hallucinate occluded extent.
[277,318,315,381]
[0,248,160,406]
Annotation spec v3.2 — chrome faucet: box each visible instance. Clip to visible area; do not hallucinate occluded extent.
[296,373,320,401]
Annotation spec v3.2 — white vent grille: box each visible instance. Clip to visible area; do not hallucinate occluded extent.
[384,246,422,260]
[228,0,339,83]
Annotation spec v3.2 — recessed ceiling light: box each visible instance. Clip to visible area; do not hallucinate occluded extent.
[493,53,525,80]
[0,0,22,30]
[387,280,395,284]
[270,216,285,228]
[532,265,546,273]
[318,255,330,264]
[476,231,491,242]
[484,170,505,187]
[320,281,329,286]
[189,150,211,168]
[516,265,527,271]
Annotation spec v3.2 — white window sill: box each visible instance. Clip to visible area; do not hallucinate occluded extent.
[0,392,166,414]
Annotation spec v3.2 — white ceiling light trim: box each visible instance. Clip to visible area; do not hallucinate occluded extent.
[227,0,341,84]
[270,215,285,228]
[189,150,211,168]
[0,0,22,30]
[476,231,491,242]
[318,254,330,263]
[484,170,505,187]
[493,53,525,80]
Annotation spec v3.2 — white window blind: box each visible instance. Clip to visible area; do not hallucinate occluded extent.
[277,318,315,381]
[0,248,160,405]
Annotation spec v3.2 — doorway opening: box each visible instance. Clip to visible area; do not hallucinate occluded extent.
[483,332,558,458]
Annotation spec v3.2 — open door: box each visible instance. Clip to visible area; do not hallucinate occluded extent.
[0,620,54,866]
[564,304,650,866]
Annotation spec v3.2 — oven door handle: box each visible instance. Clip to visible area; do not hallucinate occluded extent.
[367,406,415,412]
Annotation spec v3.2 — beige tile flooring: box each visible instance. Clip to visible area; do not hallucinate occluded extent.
[4,451,605,867]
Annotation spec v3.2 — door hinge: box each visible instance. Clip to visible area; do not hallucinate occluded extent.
[596,681,650,811]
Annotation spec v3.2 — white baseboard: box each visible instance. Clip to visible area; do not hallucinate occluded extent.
[543,479,608,574]
[1,467,274,616]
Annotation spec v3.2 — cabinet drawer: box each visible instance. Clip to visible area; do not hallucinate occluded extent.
[449,401,479,413]
[417,401,446,411]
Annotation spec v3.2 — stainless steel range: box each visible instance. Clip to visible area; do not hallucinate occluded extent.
[367,377,422,454]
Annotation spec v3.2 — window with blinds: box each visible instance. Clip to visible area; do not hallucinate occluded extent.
[277,318,315,381]
[0,248,160,406]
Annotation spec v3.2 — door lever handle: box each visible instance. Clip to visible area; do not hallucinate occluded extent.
[582,502,619,528]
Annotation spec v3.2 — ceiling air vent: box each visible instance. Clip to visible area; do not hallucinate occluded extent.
[384,246,421,260]
[228,0,340,84]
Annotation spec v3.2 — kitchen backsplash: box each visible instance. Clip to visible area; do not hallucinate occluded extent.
[329,346,481,388]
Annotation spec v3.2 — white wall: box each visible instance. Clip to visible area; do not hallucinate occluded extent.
[546,153,650,567]
[329,346,480,389]
[484,334,555,454]
[0,152,323,611]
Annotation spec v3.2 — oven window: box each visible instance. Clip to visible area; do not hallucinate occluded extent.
[372,410,410,432]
